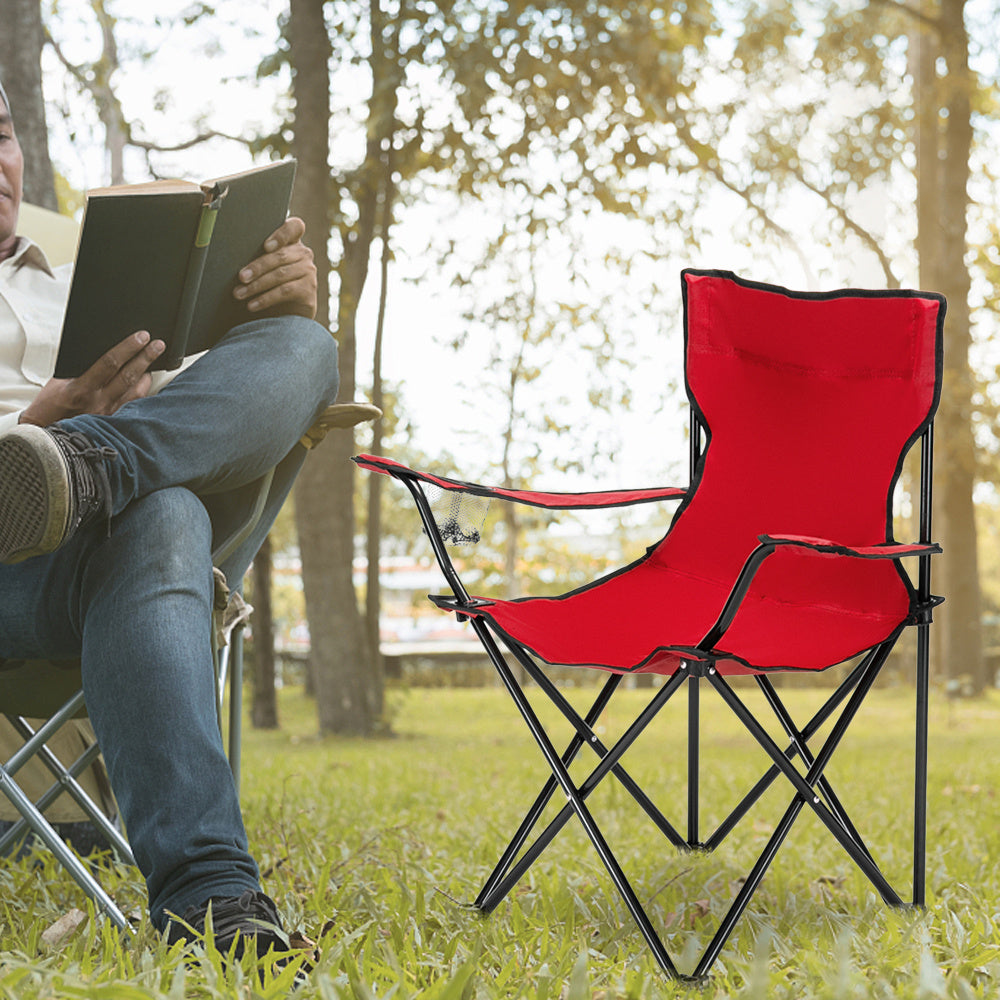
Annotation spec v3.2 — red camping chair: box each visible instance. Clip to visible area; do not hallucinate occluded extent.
[355,269,944,981]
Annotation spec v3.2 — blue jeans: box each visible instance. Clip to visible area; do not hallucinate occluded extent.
[0,316,339,927]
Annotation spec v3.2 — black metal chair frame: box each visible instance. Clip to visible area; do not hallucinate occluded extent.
[384,410,937,982]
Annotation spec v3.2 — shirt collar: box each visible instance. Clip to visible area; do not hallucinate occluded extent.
[7,236,57,278]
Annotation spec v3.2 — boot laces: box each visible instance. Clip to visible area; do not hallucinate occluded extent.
[50,428,116,533]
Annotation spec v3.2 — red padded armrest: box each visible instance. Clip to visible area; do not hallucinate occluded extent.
[758,534,941,559]
[354,454,687,510]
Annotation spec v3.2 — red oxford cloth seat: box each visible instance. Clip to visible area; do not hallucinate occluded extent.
[458,274,939,675]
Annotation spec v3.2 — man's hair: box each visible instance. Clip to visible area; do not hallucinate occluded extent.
[0,79,9,119]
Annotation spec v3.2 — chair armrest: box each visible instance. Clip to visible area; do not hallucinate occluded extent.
[300,402,383,450]
[353,454,686,510]
[699,534,941,652]
[214,403,382,566]
[758,534,941,559]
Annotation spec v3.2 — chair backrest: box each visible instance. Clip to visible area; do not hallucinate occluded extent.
[650,270,944,624]
[18,203,80,266]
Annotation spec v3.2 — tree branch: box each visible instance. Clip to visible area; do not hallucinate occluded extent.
[791,170,901,287]
[128,131,247,153]
[670,115,816,281]
[45,30,88,88]
[48,18,252,180]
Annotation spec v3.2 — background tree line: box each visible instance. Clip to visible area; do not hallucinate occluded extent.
[3,0,997,736]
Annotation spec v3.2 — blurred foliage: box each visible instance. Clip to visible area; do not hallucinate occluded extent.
[37,0,1000,692]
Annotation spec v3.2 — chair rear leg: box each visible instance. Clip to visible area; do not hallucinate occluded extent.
[688,674,700,847]
[228,625,245,792]
[0,764,131,931]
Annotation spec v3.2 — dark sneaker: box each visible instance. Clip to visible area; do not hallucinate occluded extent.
[0,424,115,564]
[165,889,292,959]
[166,890,320,988]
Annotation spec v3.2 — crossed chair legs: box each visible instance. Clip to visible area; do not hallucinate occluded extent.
[469,617,926,982]
[0,692,136,929]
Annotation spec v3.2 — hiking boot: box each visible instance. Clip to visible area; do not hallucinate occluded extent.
[164,889,292,959]
[0,424,115,564]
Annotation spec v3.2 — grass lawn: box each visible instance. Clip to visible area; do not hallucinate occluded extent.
[1,680,998,998]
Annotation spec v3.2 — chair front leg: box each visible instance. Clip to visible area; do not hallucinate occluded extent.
[483,627,684,980]
[476,670,623,910]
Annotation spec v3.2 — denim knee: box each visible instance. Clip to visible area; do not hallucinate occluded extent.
[278,316,340,405]
[88,488,213,596]
[120,487,212,547]
[228,316,339,407]
[288,315,338,365]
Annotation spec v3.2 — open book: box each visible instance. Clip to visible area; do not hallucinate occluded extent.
[54,159,297,378]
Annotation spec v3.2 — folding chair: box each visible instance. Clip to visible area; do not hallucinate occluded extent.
[0,400,381,932]
[355,269,944,981]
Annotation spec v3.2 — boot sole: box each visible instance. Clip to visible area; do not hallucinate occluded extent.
[0,425,71,564]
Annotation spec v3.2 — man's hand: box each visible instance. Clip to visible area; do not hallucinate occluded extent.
[19,331,165,427]
[233,216,318,320]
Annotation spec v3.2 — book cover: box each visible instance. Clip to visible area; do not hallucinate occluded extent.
[54,159,297,378]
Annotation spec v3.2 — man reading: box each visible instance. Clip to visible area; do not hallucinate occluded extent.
[0,79,338,958]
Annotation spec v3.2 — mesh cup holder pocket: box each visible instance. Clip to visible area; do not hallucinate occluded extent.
[426,486,490,545]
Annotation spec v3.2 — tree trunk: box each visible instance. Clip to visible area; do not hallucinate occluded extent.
[913,0,984,693]
[251,535,279,728]
[289,0,379,734]
[365,183,392,697]
[0,0,57,209]
[90,0,127,186]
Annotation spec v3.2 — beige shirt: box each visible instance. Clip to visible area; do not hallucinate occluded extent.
[0,235,193,433]
[0,237,71,433]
